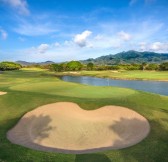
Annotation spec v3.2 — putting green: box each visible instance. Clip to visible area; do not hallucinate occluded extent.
[10,81,136,98]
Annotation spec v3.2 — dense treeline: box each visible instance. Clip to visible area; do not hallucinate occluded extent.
[0,62,22,71]
[0,61,168,71]
[49,61,168,72]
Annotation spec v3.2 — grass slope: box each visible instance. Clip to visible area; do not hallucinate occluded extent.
[0,68,168,162]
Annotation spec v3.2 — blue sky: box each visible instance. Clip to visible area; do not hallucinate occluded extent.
[0,0,168,62]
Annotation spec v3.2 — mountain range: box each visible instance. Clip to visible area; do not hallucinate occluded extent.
[15,61,55,66]
[16,51,168,65]
[81,50,168,65]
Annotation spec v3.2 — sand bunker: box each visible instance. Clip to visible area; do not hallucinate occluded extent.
[7,102,150,154]
[0,91,7,95]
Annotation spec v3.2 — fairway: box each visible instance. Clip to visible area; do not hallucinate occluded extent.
[0,68,168,162]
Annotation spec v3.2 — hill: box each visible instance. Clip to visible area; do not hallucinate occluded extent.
[16,61,55,66]
[81,50,168,65]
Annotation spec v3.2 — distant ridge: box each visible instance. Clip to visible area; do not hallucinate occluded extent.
[16,51,168,66]
[81,50,168,65]
[16,61,55,66]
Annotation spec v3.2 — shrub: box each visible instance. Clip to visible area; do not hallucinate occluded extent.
[87,63,94,70]
[0,62,21,71]
[159,62,168,71]
[66,61,83,71]
[146,63,159,70]
[50,64,63,72]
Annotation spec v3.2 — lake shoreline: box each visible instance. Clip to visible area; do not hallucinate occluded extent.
[59,75,168,96]
[55,72,168,82]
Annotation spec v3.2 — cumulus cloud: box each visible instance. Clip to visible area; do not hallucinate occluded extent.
[139,42,168,52]
[14,20,57,36]
[37,44,49,54]
[150,42,168,52]
[1,0,29,15]
[118,31,131,41]
[54,42,60,47]
[139,42,147,51]
[74,30,92,47]
[0,28,8,40]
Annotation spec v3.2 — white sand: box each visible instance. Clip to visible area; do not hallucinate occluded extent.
[7,102,150,154]
[69,72,80,74]
[0,91,7,95]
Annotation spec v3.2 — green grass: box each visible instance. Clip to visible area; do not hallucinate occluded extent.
[57,70,168,81]
[0,68,168,162]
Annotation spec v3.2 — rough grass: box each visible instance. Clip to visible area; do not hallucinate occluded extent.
[0,68,168,162]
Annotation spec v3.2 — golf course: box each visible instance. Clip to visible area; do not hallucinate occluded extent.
[0,68,168,162]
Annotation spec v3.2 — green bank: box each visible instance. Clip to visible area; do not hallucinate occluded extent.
[55,70,168,81]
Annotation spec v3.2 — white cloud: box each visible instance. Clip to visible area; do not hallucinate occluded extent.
[18,36,25,42]
[14,21,57,36]
[150,42,168,52]
[138,42,168,52]
[23,43,50,55]
[118,31,132,41]
[54,42,60,47]
[74,30,92,47]
[92,34,122,49]
[1,0,29,15]
[0,28,8,40]
[139,42,147,51]
[94,34,103,40]
[37,44,49,54]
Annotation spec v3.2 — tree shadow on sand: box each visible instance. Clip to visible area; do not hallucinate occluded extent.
[27,115,54,143]
[7,114,54,152]
[110,117,168,162]
[108,117,150,149]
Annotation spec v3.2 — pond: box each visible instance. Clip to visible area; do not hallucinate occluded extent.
[60,75,168,96]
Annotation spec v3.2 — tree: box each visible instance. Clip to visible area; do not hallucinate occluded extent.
[159,62,168,71]
[59,63,67,71]
[146,63,159,70]
[109,65,120,70]
[0,62,21,71]
[50,64,62,72]
[141,62,148,70]
[66,61,83,71]
[87,63,94,70]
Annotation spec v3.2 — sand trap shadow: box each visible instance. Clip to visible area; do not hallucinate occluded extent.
[109,117,150,149]
[7,102,150,154]
[7,114,54,151]
[75,154,111,162]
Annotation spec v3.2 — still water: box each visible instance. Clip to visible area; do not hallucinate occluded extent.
[60,75,168,96]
